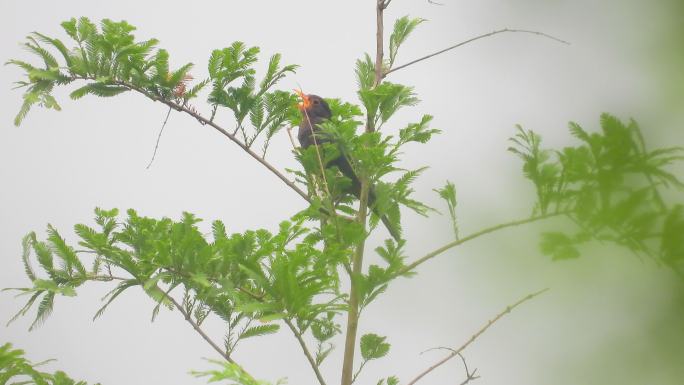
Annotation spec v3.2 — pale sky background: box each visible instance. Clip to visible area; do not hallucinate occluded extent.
[1,1,683,385]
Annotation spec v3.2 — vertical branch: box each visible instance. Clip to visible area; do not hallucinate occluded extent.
[373,0,386,90]
[340,180,370,385]
[341,2,388,384]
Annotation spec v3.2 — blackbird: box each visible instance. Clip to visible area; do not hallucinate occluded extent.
[296,91,401,241]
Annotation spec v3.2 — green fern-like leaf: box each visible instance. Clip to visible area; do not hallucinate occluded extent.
[388,16,426,68]
[360,333,390,360]
[239,324,280,339]
[29,292,55,331]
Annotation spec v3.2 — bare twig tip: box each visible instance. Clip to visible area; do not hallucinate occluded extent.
[386,28,570,76]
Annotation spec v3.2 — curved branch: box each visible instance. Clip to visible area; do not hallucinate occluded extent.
[166,296,236,364]
[398,211,567,276]
[72,76,311,203]
[385,28,570,77]
[405,289,549,385]
[284,319,328,385]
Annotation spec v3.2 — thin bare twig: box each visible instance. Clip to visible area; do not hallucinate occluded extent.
[146,106,172,169]
[427,0,445,5]
[457,353,480,385]
[385,28,570,77]
[71,76,311,203]
[397,211,567,276]
[286,126,298,150]
[284,319,328,385]
[351,359,368,384]
[405,289,549,385]
[419,349,479,384]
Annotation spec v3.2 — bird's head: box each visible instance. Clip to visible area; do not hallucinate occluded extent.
[295,89,332,120]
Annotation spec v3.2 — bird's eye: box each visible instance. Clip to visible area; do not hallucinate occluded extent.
[313,99,320,105]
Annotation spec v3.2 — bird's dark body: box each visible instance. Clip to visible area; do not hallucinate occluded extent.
[297,95,332,148]
[297,94,399,240]
[297,94,364,199]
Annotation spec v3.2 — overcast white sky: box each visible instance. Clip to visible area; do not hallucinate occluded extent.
[1,1,683,385]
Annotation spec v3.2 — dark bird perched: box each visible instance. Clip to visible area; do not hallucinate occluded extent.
[296,91,401,241]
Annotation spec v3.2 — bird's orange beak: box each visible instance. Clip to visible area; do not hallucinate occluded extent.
[294,89,311,110]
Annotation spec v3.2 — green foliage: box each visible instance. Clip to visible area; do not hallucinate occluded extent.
[510,114,684,270]
[376,376,399,385]
[360,333,390,360]
[311,312,340,365]
[9,208,352,358]
[539,232,582,261]
[292,96,437,241]
[434,181,459,239]
[354,334,391,383]
[388,16,426,69]
[0,343,94,385]
[355,53,375,91]
[7,12,684,385]
[8,18,298,156]
[207,42,298,147]
[359,81,419,130]
[359,239,414,309]
[192,359,283,385]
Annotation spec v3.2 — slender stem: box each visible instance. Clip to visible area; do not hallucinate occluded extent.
[405,289,549,385]
[166,296,235,364]
[374,0,386,88]
[284,319,328,385]
[341,2,387,383]
[72,76,311,203]
[341,180,370,385]
[88,274,127,281]
[456,353,480,385]
[633,124,667,212]
[166,264,328,385]
[146,106,173,169]
[398,211,566,276]
[385,28,570,77]
[351,359,368,384]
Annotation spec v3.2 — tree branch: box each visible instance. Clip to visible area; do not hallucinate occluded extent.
[405,289,549,385]
[71,76,311,203]
[456,353,480,385]
[340,2,386,384]
[385,28,569,77]
[162,266,328,385]
[397,211,567,276]
[340,179,371,385]
[284,319,328,385]
[166,295,235,364]
[373,0,386,89]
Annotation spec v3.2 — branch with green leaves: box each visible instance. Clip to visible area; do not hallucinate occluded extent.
[5,9,684,385]
[8,17,305,201]
[0,342,95,385]
[509,114,684,269]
